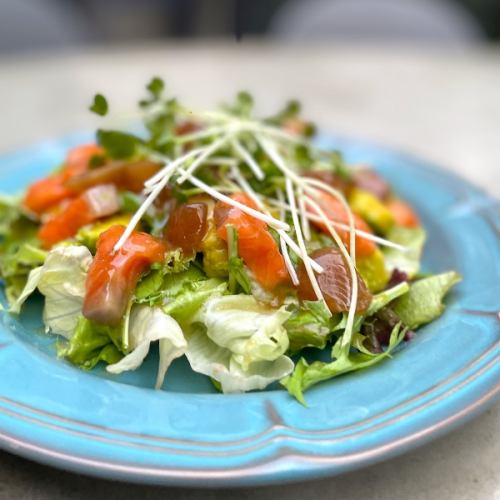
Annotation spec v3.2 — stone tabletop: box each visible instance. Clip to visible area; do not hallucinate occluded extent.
[0,42,498,499]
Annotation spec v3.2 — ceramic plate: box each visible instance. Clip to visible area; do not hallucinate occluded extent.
[0,132,498,487]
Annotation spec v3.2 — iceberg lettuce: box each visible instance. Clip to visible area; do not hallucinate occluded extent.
[61,316,124,369]
[186,295,294,392]
[106,305,186,389]
[11,245,92,338]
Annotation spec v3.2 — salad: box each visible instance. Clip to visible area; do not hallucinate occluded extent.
[0,79,460,403]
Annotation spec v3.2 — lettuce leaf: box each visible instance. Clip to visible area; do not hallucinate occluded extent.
[134,251,198,305]
[284,301,341,354]
[0,194,22,237]
[186,324,294,393]
[60,316,123,369]
[0,197,45,305]
[9,266,44,314]
[11,245,93,338]
[185,295,294,392]
[106,305,187,389]
[201,295,291,369]
[162,278,227,323]
[367,282,410,316]
[383,226,426,278]
[137,261,227,325]
[392,271,461,329]
[282,323,406,404]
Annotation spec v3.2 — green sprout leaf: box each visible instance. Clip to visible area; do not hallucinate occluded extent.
[226,225,252,294]
[139,76,165,107]
[89,94,109,116]
[96,129,143,159]
[147,77,165,99]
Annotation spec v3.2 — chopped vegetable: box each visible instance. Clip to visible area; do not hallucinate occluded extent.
[356,248,389,292]
[282,323,406,404]
[10,245,92,337]
[186,295,294,392]
[352,169,390,200]
[106,305,187,389]
[348,188,395,234]
[61,316,123,369]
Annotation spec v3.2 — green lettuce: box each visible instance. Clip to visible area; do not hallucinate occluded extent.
[0,197,45,305]
[60,316,124,369]
[226,225,251,294]
[383,226,426,278]
[107,305,187,389]
[185,295,294,392]
[282,323,406,404]
[0,194,22,237]
[284,301,341,354]
[367,282,410,315]
[137,263,227,325]
[134,250,197,305]
[162,278,227,323]
[11,245,93,337]
[392,271,461,329]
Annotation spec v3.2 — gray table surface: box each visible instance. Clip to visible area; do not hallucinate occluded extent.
[0,42,498,499]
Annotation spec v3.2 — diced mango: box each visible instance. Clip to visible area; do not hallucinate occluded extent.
[349,188,395,235]
[356,248,389,293]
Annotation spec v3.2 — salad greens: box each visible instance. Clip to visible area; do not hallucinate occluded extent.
[393,272,461,329]
[0,78,460,403]
[383,226,426,278]
[107,305,186,389]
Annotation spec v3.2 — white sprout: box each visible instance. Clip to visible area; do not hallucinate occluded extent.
[304,195,359,354]
[286,178,328,312]
[266,197,407,252]
[176,133,234,184]
[231,138,265,180]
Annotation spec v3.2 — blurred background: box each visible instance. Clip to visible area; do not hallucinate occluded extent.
[0,0,498,195]
[0,0,499,51]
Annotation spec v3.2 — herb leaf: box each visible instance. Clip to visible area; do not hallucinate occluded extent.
[226,225,252,294]
[139,76,165,107]
[147,77,165,100]
[96,129,142,159]
[89,94,109,116]
[224,91,254,118]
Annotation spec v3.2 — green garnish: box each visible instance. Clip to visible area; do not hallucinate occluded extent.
[89,93,109,116]
[226,225,252,294]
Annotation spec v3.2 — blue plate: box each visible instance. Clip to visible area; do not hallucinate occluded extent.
[0,132,498,487]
